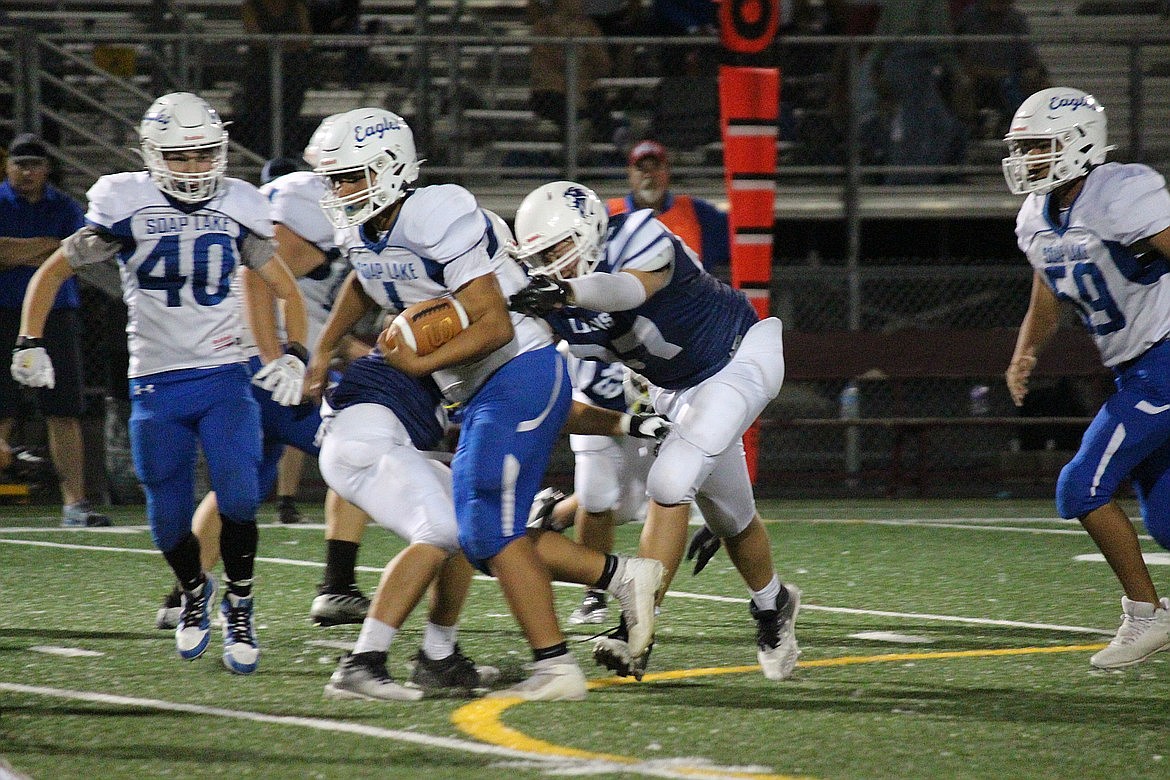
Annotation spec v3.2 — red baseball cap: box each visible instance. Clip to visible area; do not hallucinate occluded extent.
[628,140,667,166]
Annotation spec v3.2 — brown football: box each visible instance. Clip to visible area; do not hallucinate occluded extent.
[388,297,470,356]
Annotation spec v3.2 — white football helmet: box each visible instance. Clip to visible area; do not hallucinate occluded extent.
[302,112,343,169]
[314,107,420,229]
[139,92,228,203]
[510,181,608,279]
[1002,87,1115,196]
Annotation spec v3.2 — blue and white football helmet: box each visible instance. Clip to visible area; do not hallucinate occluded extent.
[302,112,343,169]
[510,181,608,279]
[139,92,228,203]
[1002,87,1115,196]
[314,107,420,229]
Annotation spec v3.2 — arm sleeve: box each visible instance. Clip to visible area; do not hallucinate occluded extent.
[567,270,648,312]
[240,233,279,269]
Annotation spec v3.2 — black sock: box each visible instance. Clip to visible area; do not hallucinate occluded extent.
[162,533,203,592]
[533,642,569,663]
[593,554,619,590]
[220,516,258,591]
[322,539,360,591]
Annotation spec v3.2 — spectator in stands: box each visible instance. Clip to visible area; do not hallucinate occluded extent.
[529,0,619,149]
[955,0,1049,139]
[0,134,110,527]
[308,0,369,89]
[857,0,971,183]
[232,0,314,157]
[607,140,729,270]
[648,0,720,75]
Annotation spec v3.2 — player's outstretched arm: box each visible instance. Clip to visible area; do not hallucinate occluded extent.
[306,270,373,402]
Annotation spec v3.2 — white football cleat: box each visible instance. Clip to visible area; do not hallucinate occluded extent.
[1091,596,1170,669]
[325,651,424,701]
[487,657,587,702]
[174,576,216,660]
[606,556,663,657]
[751,584,801,681]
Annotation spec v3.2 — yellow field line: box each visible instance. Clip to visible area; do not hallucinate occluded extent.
[452,643,1108,779]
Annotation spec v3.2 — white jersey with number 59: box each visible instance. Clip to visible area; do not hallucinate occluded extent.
[65,171,276,377]
[1015,162,1170,367]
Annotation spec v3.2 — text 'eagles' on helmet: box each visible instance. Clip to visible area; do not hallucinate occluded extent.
[139,92,228,204]
[1002,87,1115,196]
[510,181,608,279]
[314,107,421,229]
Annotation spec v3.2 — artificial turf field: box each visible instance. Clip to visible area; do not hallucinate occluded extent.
[2,498,1169,779]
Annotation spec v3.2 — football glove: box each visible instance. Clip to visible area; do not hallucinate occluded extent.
[508,275,570,315]
[621,412,671,454]
[11,337,54,388]
[526,486,570,531]
[685,525,721,575]
[252,351,306,406]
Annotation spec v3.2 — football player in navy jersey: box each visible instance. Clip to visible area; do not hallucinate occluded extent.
[509,181,800,682]
[12,92,308,675]
[1003,87,1170,668]
[304,108,663,701]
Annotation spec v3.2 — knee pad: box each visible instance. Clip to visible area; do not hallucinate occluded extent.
[647,436,709,506]
[1055,460,1111,520]
[574,445,622,513]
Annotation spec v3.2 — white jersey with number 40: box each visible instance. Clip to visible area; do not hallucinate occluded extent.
[1015,162,1170,367]
[71,171,276,377]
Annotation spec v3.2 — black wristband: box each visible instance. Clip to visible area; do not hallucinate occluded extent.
[284,341,309,362]
[14,335,42,351]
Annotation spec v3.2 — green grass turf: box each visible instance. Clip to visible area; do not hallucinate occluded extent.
[2,499,1168,779]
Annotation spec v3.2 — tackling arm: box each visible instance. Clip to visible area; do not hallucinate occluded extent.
[306,270,374,401]
[1006,271,1061,406]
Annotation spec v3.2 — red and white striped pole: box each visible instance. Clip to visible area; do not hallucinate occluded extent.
[718,0,781,483]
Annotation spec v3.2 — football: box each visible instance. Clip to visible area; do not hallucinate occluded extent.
[387,297,470,356]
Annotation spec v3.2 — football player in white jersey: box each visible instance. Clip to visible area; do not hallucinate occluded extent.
[509,181,799,682]
[1003,87,1170,669]
[304,108,663,701]
[12,92,308,674]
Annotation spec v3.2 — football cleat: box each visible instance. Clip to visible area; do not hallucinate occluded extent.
[325,651,424,701]
[408,645,500,696]
[1091,596,1170,669]
[486,657,587,701]
[311,584,370,626]
[221,592,260,674]
[156,583,183,630]
[592,635,653,682]
[751,584,802,681]
[277,496,304,524]
[605,556,663,657]
[61,500,112,528]
[175,576,216,660]
[568,590,609,625]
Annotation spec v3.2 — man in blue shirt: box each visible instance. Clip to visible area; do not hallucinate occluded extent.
[0,134,109,526]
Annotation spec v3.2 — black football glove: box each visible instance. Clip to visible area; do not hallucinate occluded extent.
[685,525,721,575]
[508,275,570,315]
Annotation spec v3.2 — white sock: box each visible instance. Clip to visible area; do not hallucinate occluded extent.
[352,618,396,655]
[422,621,458,660]
[751,576,782,612]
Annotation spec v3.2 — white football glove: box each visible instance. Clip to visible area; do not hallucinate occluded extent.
[11,343,55,388]
[252,354,306,406]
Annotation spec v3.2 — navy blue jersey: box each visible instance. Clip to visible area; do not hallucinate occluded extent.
[547,212,757,390]
[327,352,445,450]
[569,356,628,412]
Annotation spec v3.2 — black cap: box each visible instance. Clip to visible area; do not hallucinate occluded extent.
[8,133,49,163]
